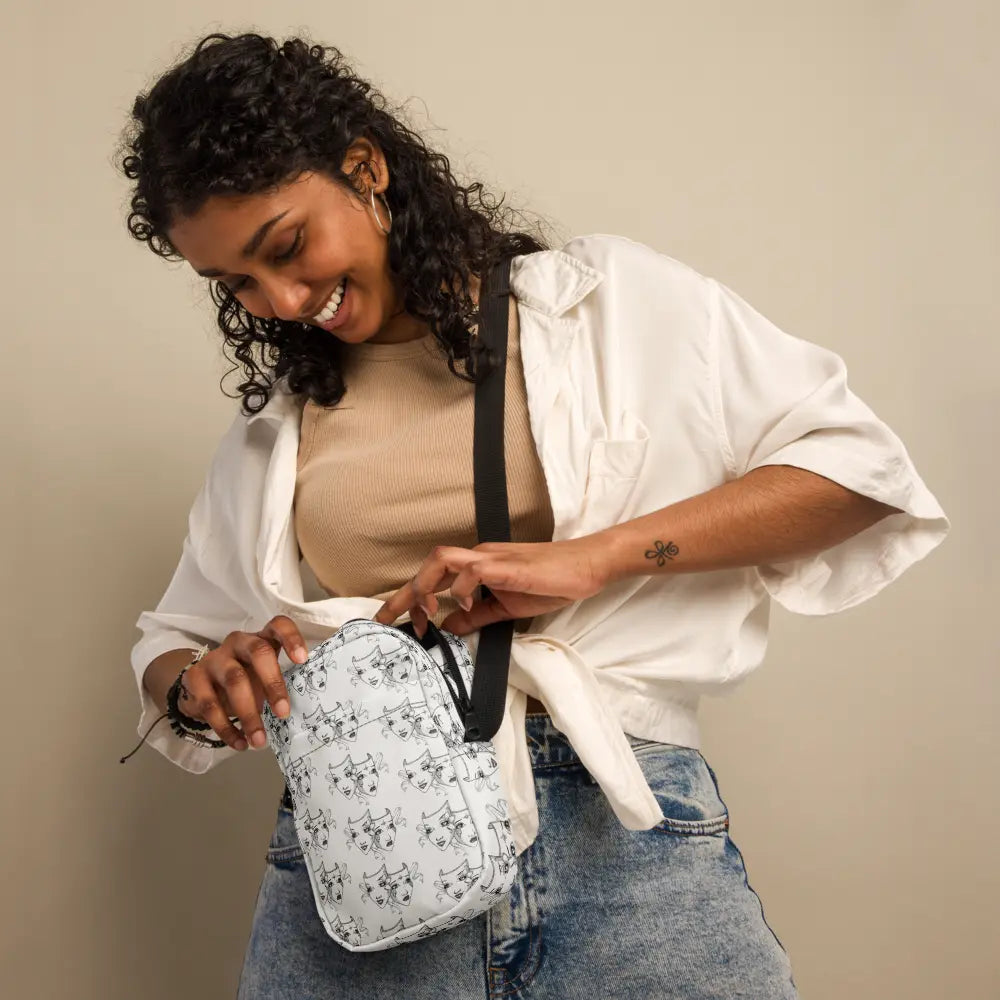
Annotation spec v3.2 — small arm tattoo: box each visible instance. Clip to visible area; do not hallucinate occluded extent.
[645,540,679,567]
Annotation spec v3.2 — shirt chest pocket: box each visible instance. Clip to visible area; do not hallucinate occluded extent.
[574,415,650,536]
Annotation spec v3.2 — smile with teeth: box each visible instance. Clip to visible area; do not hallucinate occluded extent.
[314,278,346,323]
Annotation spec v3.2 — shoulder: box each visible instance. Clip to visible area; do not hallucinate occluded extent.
[556,233,712,292]
[198,388,293,501]
[511,234,713,320]
[539,234,716,337]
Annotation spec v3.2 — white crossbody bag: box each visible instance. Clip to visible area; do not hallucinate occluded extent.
[261,255,521,951]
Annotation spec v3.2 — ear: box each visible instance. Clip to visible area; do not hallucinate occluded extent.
[340,137,389,195]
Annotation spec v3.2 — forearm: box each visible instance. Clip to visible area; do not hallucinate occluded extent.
[596,464,901,583]
[142,648,202,715]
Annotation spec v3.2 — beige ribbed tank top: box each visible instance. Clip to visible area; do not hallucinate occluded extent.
[293,295,555,635]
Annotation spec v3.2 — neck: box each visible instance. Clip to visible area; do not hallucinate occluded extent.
[367,270,483,345]
[367,309,431,345]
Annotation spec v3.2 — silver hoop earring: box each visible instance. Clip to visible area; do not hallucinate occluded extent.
[369,186,392,236]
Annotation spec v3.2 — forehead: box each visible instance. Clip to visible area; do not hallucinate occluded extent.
[167,171,333,260]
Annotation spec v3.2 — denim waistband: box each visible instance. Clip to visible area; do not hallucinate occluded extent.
[280,711,658,809]
[522,711,656,767]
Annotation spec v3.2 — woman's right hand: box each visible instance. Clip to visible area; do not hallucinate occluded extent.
[177,615,308,752]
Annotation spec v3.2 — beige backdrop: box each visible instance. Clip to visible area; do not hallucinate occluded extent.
[3,3,996,998]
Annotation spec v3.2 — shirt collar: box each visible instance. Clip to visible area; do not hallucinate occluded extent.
[247,247,603,428]
[508,246,603,317]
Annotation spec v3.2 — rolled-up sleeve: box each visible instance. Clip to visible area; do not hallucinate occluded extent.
[129,478,249,773]
[708,276,950,615]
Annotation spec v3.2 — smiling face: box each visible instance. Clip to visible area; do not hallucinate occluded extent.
[166,139,432,346]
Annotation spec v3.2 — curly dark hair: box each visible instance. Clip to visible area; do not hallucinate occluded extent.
[115,31,552,415]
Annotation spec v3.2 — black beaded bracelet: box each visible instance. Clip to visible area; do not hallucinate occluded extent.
[167,643,243,747]
[118,644,242,763]
[166,664,228,747]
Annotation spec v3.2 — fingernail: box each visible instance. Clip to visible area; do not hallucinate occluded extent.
[460,596,473,611]
[295,646,308,662]
[275,699,290,717]
[235,738,248,751]
[251,731,266,749]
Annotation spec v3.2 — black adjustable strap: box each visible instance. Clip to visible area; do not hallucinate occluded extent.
[464,255,515,742]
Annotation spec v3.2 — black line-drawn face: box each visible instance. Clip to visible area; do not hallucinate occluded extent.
[445,807,478,848]
[337,916,362,946]
[431,705,460,742]
[414,707,439,739]
[370,810,397,850]
[346,811,374,853]
[350,648,384,688]
[432,754,457,787]
[332,702,363,740]
[383,699,416,740]
[289,758,313,796]
[388,864,416,904]
[319,861,349,904]
[356,756,380,795]
[305,662,327,692]
[303,706,337,745]
[302,809,333,849]
[401,749,434,791]
[327,755,357,798]
[361,864,391,907]
[418,804,453,850]
[383,648,416,686]
[435,859,475,901]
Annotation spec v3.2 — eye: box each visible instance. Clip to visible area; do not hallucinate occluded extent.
[226,228,303,294]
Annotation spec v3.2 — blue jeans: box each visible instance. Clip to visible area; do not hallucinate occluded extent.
[237,714,799,999]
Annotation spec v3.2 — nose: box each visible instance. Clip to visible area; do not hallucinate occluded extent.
[260,277,313,322]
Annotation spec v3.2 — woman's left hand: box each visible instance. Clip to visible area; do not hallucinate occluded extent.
[372,537,614,637]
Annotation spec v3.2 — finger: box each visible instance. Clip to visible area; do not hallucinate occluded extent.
[410,603,429,639]
[372,581,411,626]
[205,647,272,749]
[375,548,474,625]
[183,662,249,751]
[374,586,440,629]
[449,563,489,610]
[179,675,239,718]
[262,615,310,665]
[241,627,294,720]
[440,593,512,635]
[408,546,476,608]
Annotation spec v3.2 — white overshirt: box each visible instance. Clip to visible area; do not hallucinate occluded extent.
[128,233,950,854]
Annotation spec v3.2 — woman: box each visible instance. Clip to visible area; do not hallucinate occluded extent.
[118,31,950,999]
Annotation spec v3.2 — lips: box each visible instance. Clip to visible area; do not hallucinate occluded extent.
[307,280,341,322]
[316,277,354,332]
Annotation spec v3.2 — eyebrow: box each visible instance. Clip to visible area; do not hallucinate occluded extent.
[194,209,292,278]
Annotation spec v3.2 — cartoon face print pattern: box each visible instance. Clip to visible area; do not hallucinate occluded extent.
[454,743,501,792]
[326,752,388,803]
[399,748,457,793]
[380,696,441,742]
[361,861,424,913]
[344,806,406,859]
[288,659,328,697]
[380,644,418,688]
[316,860,352,906]
[303,700,368,747]
[416,802,479,853]
[295,806,336,851]
[329,914,366,948]
[263,712,295,765]
[434,858,481,903]
[264,620,516,951]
